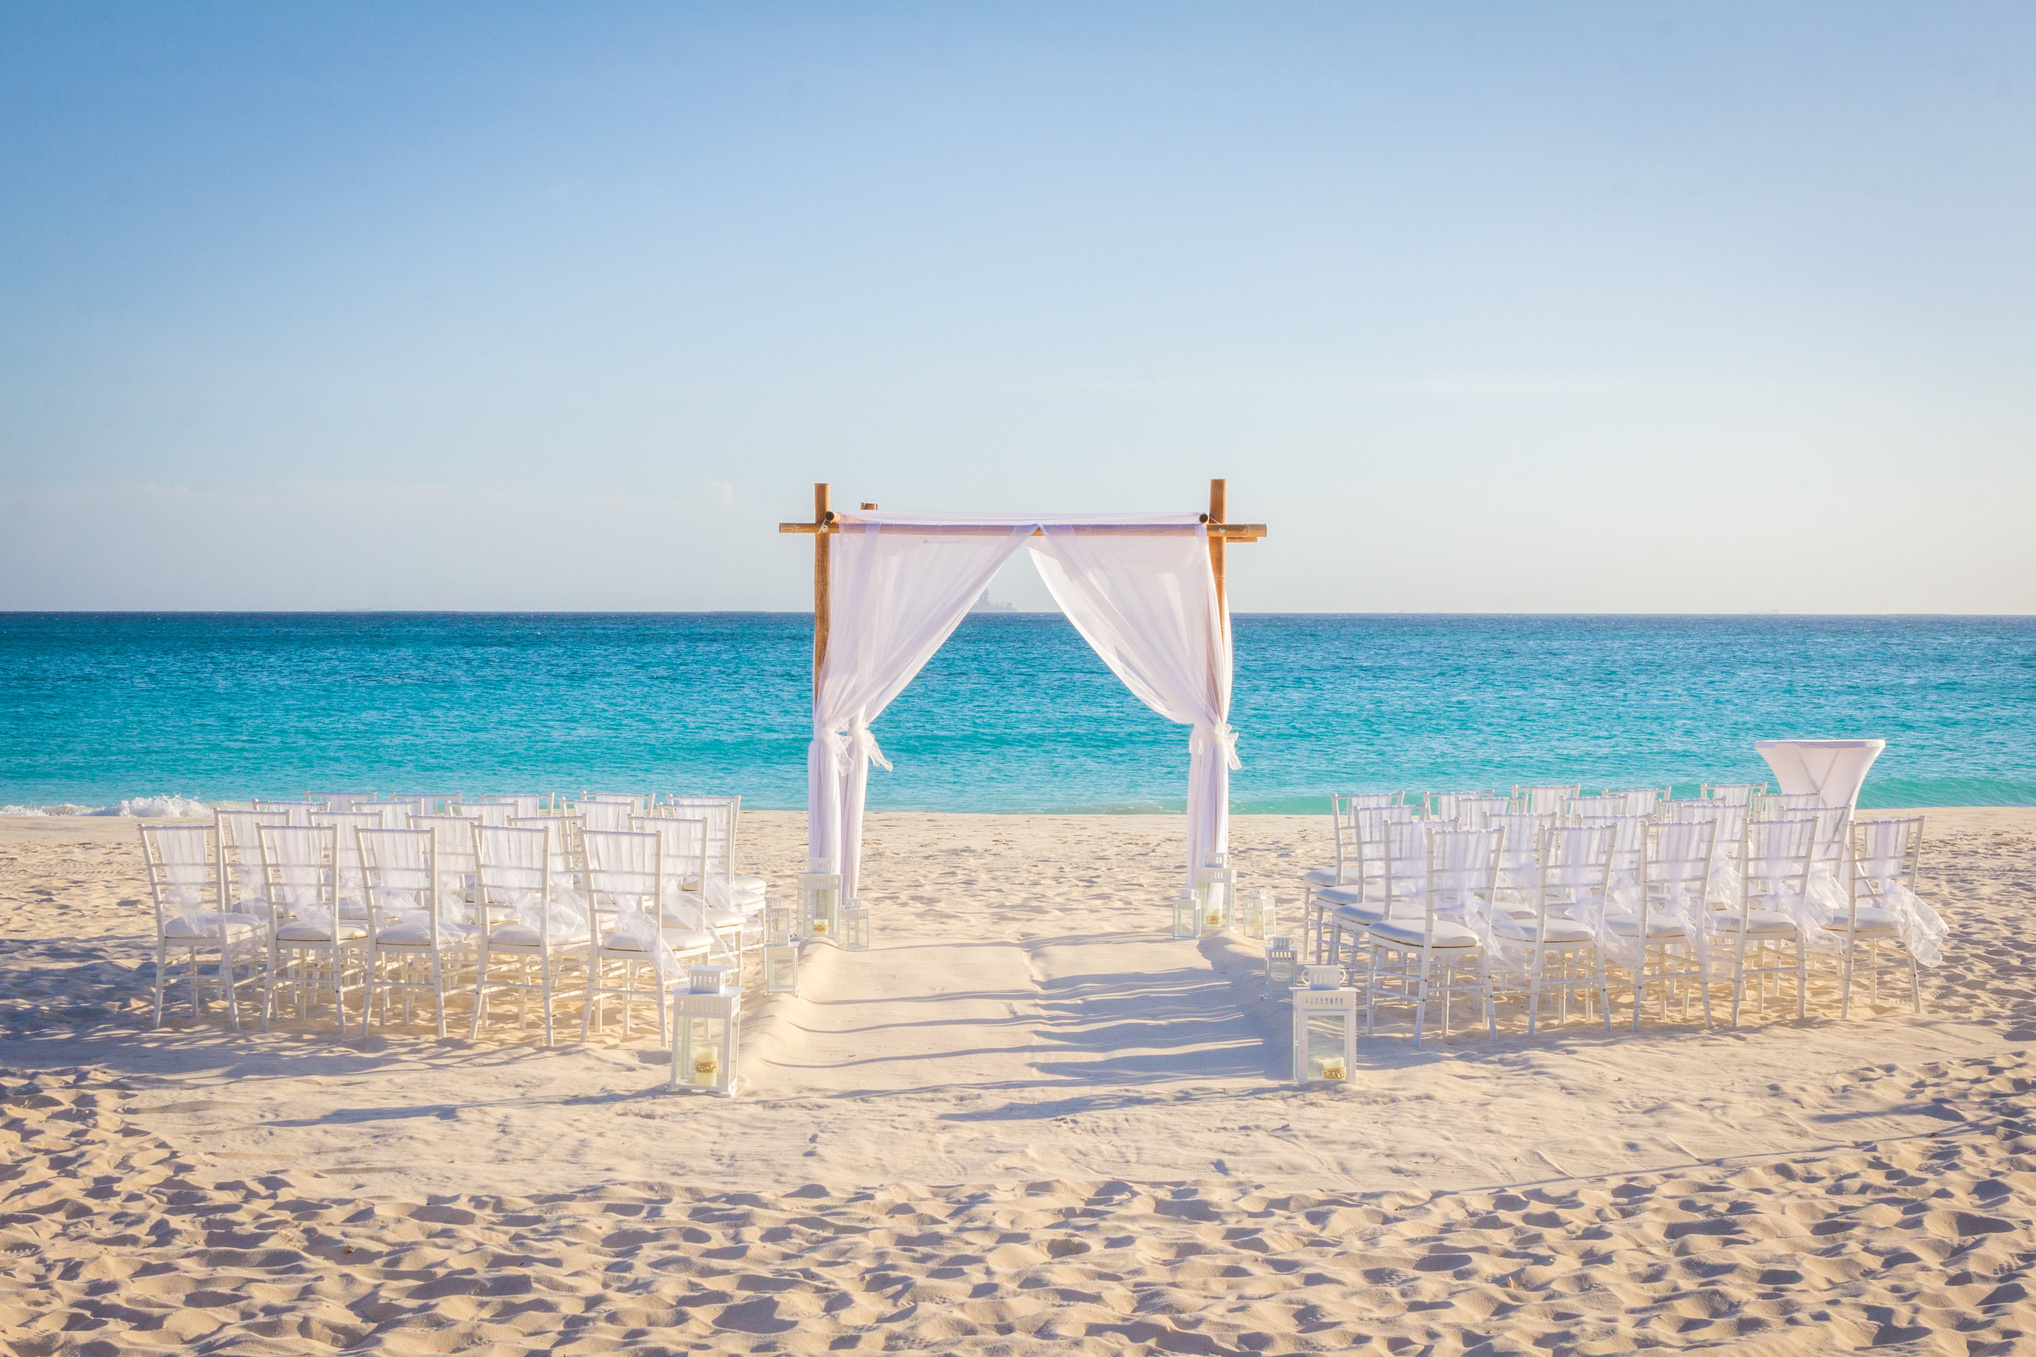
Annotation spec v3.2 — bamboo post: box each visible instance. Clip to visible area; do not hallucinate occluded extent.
[813,483,831,689]
[1208,478,1228,619]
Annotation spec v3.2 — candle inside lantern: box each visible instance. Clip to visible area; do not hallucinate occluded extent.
[693,1049,719,1079]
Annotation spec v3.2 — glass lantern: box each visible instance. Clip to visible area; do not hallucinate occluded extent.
[1236,887,1274,940]
[1171,887,1201,939]
[799,870,842,942]
[1264,934,1299,993]
[841,900,870,951]
[763,940,799,995]
[1291,978,1358,1087]
[1193,865,1235,932]
[672,967,740,1096]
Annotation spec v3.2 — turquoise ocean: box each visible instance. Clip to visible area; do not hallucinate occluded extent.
[1,613,2030,814]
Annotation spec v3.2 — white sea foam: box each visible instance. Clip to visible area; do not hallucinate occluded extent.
[0,796,212,818]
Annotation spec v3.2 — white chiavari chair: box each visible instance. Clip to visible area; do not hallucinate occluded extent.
[582,828,709,1041]
[1312,805,1418,962]
[360,824,475,1036]
[140,823,264,1029]
[216,808,288,927]
[1722,817,1816,1026]
[252,799,317,825]
[471,824,589,1046]
[307,791,375,811]
[1832,817,1938,1018]
[1361,827,1502,1046]
[1489,823,1614,1036]
[1701,783,1764,806]
[1614,820,1717,1031]
[259,823,367,1036]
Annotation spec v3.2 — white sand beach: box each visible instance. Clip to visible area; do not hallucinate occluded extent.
[3,808,2034,1353]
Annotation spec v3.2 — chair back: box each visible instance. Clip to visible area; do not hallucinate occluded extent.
[1513,784,1581,816]
[583,829,664,917]
[447,802,514,827]
[1606,787,1666,818]
[1743,817,1816,905]
[1564,795,1625,822]
[509,815,580,880]
[358,827,440,933]
[661,796,741,888]
[391,793,461,817]
[1488,812,1553,875]
[1378,820,1432,901]
[308,791,375,811]
[1424,828,1502,912]
[1537,822,1614,911]
[1701,782,1764,806]
[1337,791,1402,811]
[1577,813,1649,876]
[633,815,708,898]
[473,825,553,930]
[1424,791,1493,823]
[487,794,552,817]
[253,799,316,825]
[1852,817,1923,893]
[1455,795,1512,831]
[310,810,383,901]
[257,824,339,929]
[1762,791,1821,815]
[1797,805,1852,871]
[576,800,633,832]
[141,823,220,927]
[1645,819,1716,899]
[216,809,287,913]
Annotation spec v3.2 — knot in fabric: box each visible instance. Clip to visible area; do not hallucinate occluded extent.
[820,720,893,773]
[1192,721,1243,771]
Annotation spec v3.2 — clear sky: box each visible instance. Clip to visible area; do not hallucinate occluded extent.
[2,3,2030,613]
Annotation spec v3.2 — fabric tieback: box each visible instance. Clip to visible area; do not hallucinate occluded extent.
[820,720,894,774]
[1192,721,1242,771]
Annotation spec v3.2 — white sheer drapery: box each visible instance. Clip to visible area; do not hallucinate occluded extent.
[1027,525,1234,880]
[807,511,1233,900]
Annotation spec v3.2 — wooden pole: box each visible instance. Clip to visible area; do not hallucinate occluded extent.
[813,483,831,690]
[1208,478,1228,620]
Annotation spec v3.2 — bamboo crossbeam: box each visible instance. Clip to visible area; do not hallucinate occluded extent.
[778,521,1266,540]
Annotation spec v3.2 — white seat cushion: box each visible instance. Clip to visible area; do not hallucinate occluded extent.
[662,927,715,952]
[487,922,590,947]
[374,920,473,946]
[1603,914,1690,940]
[704,906,745,930]
[732,874,767,894]
[1491,915,1595,945]
[1714,910,1798,936]
[1316,885,1372,908]
[1301,868,1345,888]
[1331,900,1420,927]
[163,912,264,941]
[1821,907,1900,934]
[275,920,369,942]
[1367,918,1480,948]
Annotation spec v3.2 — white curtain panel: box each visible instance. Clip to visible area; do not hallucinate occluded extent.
[1028,524,1236,880]
[807,520,1035,896]
[806,510,1236,902]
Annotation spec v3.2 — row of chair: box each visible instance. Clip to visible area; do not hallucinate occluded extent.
[139,794,768,1046]
[1300,803,1935,1045]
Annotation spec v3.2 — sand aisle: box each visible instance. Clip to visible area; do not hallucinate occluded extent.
[3,810,2035,1353]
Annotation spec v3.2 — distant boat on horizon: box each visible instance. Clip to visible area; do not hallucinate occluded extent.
[969,590,1016,615]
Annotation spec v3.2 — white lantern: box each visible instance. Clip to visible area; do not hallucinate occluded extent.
[672,967,740,1096]
[799,870,841,942]
[1264,934,1299,993]
[1236,887,1274,940]
[1193,864,1236,932]
[1171,887,1201,939]
[1292,967,1357,1087]
[841,900,870,951]
[763,897,799,995]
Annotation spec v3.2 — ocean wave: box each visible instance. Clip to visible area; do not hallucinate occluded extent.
[0,796,213,818]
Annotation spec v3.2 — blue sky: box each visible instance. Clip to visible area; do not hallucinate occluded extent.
[2,3,2030,612]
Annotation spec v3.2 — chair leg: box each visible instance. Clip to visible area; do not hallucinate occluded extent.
[470,947,488,1039]
[1729,928,1751,1028]
[1413,949,1432,1048]
[153,942,167,1028]
[1910,949,1923,1014]
[1595,946,1613,1034]
[1795,936,1807,1020]
[1527,947,1544,1038]
[541,952,554,1048]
